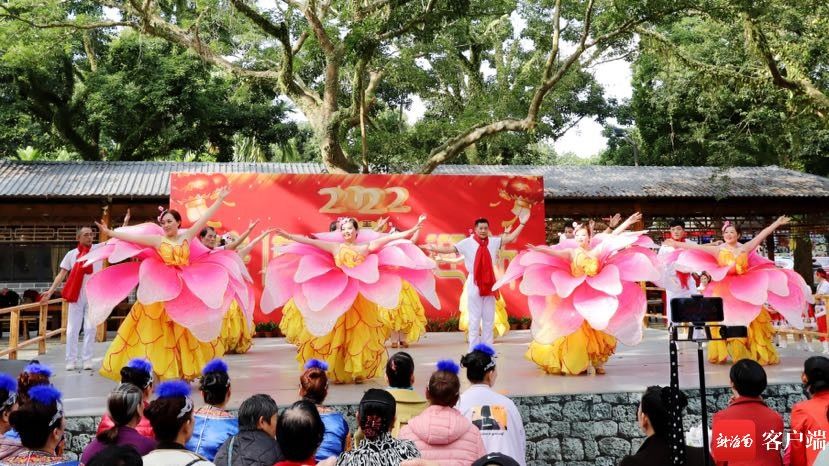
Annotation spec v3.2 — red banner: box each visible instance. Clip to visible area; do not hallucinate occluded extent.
[169,173,545,323]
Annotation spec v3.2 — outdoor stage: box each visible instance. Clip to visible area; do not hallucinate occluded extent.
[38,328,809,416]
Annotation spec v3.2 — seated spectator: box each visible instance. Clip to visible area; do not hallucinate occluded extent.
[0,386,73,466]
[400,360,485,465]
[81,384,156,464]
[85,445,142,466]
[790,356,829,466]
[97,359,155,439]
[185,360,238,462]
[457,344,526,466]
[619,386,708,466]
[299,360,350,461]
[17,362,52,405]
[0,374,23,461]
[142,381,213,466]
[711,359,782,466]
[471,453,521,466]
[274,399,333,466]
[355,352,428,446]
[0,289,20,309]
[214,394,284,466]
[336,389,420,466]
[22,289,41,304]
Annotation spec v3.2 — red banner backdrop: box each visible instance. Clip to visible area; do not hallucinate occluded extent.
[169,173,545,323]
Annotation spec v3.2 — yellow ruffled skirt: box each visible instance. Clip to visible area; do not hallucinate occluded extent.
[525,322,617,375]
[285,295,390,383]
[707,307,778,365]
[100,302,225,382]
[459,286,510,339]
[379,282,427,343]
[279,300,304,345]
[220,301,252,354]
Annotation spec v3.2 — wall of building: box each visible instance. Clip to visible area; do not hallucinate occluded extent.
[62,383,804,465]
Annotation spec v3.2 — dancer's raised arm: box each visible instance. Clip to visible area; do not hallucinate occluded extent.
[501,220,527,245]
[527,244,571,259]
[272,228,339,254]
[184,187,231,240]
[237,228,275,258]
[95,221,162,248]
[742,216,790,252]
[368,215,426,252]
[225,219,259,251]
[663,238,720,256]
[611,212,642,235]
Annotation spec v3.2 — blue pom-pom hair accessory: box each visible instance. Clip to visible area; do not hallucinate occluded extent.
[28,385,63,427]
[23,362,53,378]
[202,359,229,376]
[303,359,329,371]
[126,358,153,375]
[155,381,194,419]
[472,343,497,372]
[0,374,17,411]
[436,359,460,375]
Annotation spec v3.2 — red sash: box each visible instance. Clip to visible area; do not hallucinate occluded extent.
[63,243,92,303]
[473,235,496,297]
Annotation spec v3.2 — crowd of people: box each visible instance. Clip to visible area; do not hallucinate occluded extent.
[7,349,829,465]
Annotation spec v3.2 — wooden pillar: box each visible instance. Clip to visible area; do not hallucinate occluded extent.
[61,300,68,343]
[765,234,776,261]
[8,309,19,360]
[96,204,110,342]
[38,301,47,354]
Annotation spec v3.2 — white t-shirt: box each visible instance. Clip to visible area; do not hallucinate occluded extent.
[457,384,526,466]
[59,243,103,287]
[454,236,502,289]
[817,281,829,296]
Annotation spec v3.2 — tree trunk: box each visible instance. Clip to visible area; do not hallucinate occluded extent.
[318,120,358,173]
[793,232,814,288]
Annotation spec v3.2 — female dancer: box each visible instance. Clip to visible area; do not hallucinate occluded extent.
[378,222,428,348]
[86,187,254,380]
[665,216,810,365]
[494,213,659,375]
[199,222,273,354]
[262,215,439,383]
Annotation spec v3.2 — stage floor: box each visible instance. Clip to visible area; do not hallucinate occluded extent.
[32,328,810,416]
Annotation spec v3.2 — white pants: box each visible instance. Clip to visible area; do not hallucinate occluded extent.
[66,289,95,363]
[466,281,496,352]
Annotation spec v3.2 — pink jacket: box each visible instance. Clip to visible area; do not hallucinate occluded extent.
[399,405,486,466]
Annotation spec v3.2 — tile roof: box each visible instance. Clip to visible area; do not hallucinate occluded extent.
[0,161,826,199]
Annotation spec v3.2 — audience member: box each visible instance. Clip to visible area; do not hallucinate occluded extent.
[0,386,73,466]
[142,381,213,466]
[0,289,20,309]
[85,445,143,466]
[400,360,485,465]
[336,389,420,466]
[185,360,238,462]
[0,374,23,461]
[214,394,284,466]
[618,386,708,466]
[457,344,526,466]
[711,359,782,466]
[299,360,350,461]
[97,359,155,439]
[471,453,521,466]
[81,384,156,464]
[274,400,333,466]
[790,356,829,466]
[17,363,53,405]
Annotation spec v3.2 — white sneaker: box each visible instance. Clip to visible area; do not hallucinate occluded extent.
[82,361,94,370]
[65,362,76,371]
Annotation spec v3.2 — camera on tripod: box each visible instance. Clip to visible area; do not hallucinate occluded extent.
[670,295,748,341]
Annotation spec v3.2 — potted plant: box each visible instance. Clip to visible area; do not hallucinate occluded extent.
[444,317,459,332]
[254,322,268,338]
[508,316,520,330]
[426,320,439,332]
[520,317,532,330]
[263,321,277,337]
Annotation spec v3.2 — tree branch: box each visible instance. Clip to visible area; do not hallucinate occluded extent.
[0,6,133,29]
[377,0,437,41]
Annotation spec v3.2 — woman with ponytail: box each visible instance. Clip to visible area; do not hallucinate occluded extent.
[336,389,420,466]
[400,360,485,465]
[97,358,155,439]
[0,386,72,466]
[16,363,52,405]
[143,381,212,466]
[81,384,156,464]
[619,386,706,466]
[0,374,23,461]
[299,360,350,461]
[185,359,238,462]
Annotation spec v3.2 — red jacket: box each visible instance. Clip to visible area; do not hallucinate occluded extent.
[712,396,783,466]
[789,391,829,466]
[97,410,155,440]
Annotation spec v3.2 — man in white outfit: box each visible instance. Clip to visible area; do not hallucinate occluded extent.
[657,219,696,322]
[426,217,527,352]
[42,227,103,371]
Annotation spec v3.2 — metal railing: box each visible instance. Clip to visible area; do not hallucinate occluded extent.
[0,299,66,359]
